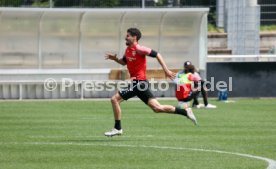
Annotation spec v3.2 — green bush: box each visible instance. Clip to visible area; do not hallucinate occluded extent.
[260,25,276,32]
[0,0,22,7]
[32,1,49,7]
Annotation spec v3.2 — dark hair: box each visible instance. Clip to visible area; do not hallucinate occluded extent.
[184,64,195,74]
[127,28,142,41]
[184,61,192,67]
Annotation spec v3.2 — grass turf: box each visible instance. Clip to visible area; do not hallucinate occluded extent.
[0,98,275,169]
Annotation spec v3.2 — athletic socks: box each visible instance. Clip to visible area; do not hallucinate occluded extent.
[114,108,187,129]
[174,107,187,117]
[114,120,121,130]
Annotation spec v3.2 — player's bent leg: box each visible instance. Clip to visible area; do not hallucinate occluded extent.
[200,81,217,109]
[201,80,209,106]
[147,98,174,113]
[147,98,197,125]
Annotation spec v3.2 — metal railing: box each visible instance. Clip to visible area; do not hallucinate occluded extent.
[258,0,276,24]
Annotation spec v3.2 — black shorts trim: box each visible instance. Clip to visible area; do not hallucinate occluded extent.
[119,80,155,104]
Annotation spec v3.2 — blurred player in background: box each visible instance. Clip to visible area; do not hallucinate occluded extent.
[104,28,197,137]
[183,61,217,109]
[174,64,201,109]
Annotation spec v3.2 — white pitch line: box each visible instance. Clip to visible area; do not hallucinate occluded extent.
[2,141,276,169]
[28,135,154,138]
[80,117,161,120]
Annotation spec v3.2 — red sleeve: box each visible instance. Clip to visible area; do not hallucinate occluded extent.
[188,74,200,81]
[193,72,202,81]
[136,44,152,56]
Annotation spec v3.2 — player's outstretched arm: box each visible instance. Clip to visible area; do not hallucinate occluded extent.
[105,52,126,66]
[156,53,176,80]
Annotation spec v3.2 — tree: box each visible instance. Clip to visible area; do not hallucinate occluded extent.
[83,0,120,7]
[54,0,81,7]
[119,0,141,7]
[0,0,23,7]
[32,0,49,7]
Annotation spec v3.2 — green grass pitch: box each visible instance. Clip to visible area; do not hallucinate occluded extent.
[0,98,275,169]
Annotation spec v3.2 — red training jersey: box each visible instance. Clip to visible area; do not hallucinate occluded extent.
[123,43,152,80]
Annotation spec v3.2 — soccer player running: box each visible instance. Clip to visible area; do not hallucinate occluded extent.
[104,28,197,137]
